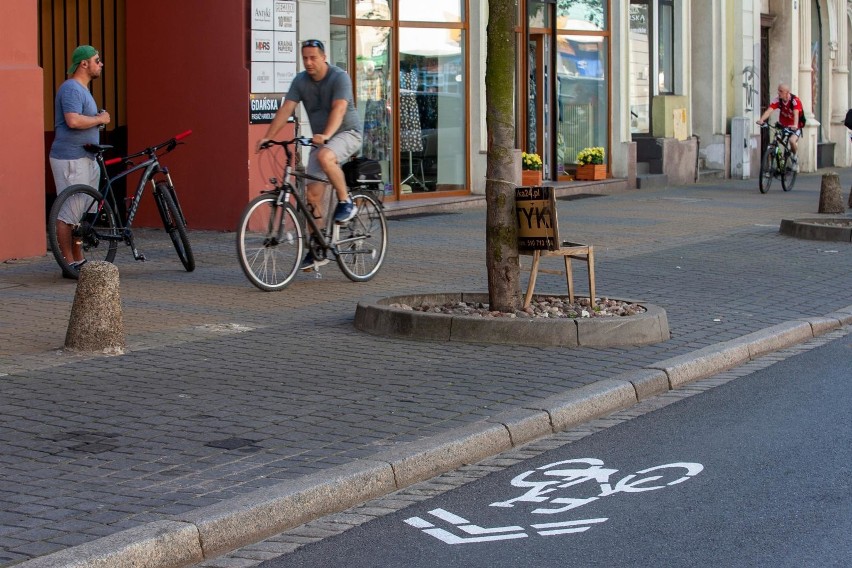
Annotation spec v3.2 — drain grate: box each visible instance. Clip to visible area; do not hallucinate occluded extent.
[205,437,260,451]
[46,430,120,454]
[556,193,605,202]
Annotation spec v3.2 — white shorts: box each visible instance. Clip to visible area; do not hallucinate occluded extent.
[50,157,100,225]
[306,130,363,181]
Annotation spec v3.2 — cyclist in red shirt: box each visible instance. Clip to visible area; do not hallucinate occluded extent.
[757,83,803,171]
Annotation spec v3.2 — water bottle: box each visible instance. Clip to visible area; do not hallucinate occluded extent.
[98,109,106,130]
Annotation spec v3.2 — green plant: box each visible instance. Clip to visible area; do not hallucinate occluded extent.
[576,146,605,165]
[522,152,542,171]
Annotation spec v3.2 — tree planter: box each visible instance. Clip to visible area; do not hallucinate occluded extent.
[354,293,670,348]
[575,164,606,181]
[521,170,543,186]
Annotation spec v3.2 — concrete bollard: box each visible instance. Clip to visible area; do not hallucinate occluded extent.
[817,172,845,214]
[65,261,126,352]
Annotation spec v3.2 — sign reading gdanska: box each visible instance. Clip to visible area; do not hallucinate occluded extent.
[249,93,286,124]
[516,186,559,251]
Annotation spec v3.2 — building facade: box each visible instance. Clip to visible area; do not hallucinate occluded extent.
[1,0,850,261]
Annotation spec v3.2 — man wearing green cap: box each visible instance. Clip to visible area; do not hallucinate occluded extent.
[49,45,111,278]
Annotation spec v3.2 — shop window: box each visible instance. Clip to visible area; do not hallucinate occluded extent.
[329,25,350,72]
[331,0,349,18]
[629,0,676,135]
[357,26,394,192]
[556,0,607,29]
[658,0,674,94]
[556,1,608,173]
[399,27,466,192]
[356,0,391,20]
[399,0,462,23]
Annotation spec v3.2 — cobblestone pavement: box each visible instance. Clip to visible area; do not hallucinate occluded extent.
[2,172,851,565]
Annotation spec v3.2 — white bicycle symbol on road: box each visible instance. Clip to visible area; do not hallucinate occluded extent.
[405,458,704,544]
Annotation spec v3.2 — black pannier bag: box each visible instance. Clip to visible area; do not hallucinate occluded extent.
[342,157,382,188]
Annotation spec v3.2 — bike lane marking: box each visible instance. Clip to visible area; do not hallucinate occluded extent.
[403,457,704,545]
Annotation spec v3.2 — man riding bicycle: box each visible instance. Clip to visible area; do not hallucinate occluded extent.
[257,39,363,271]
[756,83,803,172]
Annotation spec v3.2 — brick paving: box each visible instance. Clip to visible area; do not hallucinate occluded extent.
[1,172,851,565]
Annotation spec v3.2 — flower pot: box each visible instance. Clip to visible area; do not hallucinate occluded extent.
[575,164,606,181]
[521,170,543,186]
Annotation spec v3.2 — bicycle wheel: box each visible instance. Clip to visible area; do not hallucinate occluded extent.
[236,194,303,291]
[335,193,387,282]
[47,184,119,279]
[780,155,797,191]
[155,182,195,271]
[758,146,774,193]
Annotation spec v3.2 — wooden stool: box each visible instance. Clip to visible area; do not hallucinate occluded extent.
[521,241,595,309]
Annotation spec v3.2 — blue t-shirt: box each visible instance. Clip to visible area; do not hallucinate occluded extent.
[50,79,99,160]
[285,64,361,135]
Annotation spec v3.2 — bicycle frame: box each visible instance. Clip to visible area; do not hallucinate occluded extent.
[89,131,191,257]
[265,137,350,257]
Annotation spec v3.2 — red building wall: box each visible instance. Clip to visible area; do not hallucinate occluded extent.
[0,0,46,260]
[126,0,263,230]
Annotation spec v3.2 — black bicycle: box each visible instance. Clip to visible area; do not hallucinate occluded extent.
[47,131,194,279]
[236,137,387,291]
[758,122,797,193]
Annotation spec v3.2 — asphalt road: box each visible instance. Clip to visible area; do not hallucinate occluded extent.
[257,332,852,568]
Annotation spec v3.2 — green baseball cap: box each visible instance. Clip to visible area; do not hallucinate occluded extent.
[68,45,98,74]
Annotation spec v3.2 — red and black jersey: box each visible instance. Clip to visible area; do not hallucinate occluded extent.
[769,95,804,128]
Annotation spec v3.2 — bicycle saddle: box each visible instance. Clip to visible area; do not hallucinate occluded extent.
[84,143,114,153]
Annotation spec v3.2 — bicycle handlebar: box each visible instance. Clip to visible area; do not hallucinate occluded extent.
[259,136,314,150]
[758,122,795,133]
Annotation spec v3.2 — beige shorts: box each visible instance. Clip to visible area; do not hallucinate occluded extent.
[50,157,100,225]
[306,130,363,181]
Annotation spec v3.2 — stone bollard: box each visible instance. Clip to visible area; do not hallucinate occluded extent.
[65,261,126,352]
[817,172,845,214]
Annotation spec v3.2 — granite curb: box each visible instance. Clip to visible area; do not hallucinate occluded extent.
[16,306,850,568]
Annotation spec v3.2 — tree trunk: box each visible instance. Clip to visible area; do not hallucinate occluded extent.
[485,0,521,312]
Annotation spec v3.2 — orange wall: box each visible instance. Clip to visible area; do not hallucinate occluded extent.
[0,0,45,260]
[126,1,253,230]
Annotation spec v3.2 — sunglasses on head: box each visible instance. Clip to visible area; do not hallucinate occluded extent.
[301,39,325,52]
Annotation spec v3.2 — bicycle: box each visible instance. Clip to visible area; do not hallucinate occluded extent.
[236,137,387,292]
[758,122,797,193]
[47,131,195,279]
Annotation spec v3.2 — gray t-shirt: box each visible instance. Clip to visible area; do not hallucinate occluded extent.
[286,64,361,135]
[50,79,99,160]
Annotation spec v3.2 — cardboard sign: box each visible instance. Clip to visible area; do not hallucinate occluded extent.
[516,186,559,251]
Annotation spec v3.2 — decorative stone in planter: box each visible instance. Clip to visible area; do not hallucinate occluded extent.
[521,170,543,186]
[575,164,606,181]
[354,293,670,348]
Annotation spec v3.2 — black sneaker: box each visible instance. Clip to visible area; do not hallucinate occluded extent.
[299,251,329,272]
[333,200,357,224]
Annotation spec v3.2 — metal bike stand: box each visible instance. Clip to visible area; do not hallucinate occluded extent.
[400,151,425,191]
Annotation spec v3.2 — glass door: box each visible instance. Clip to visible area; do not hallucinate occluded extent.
[528,33,551,179]
[629,0,651,135]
